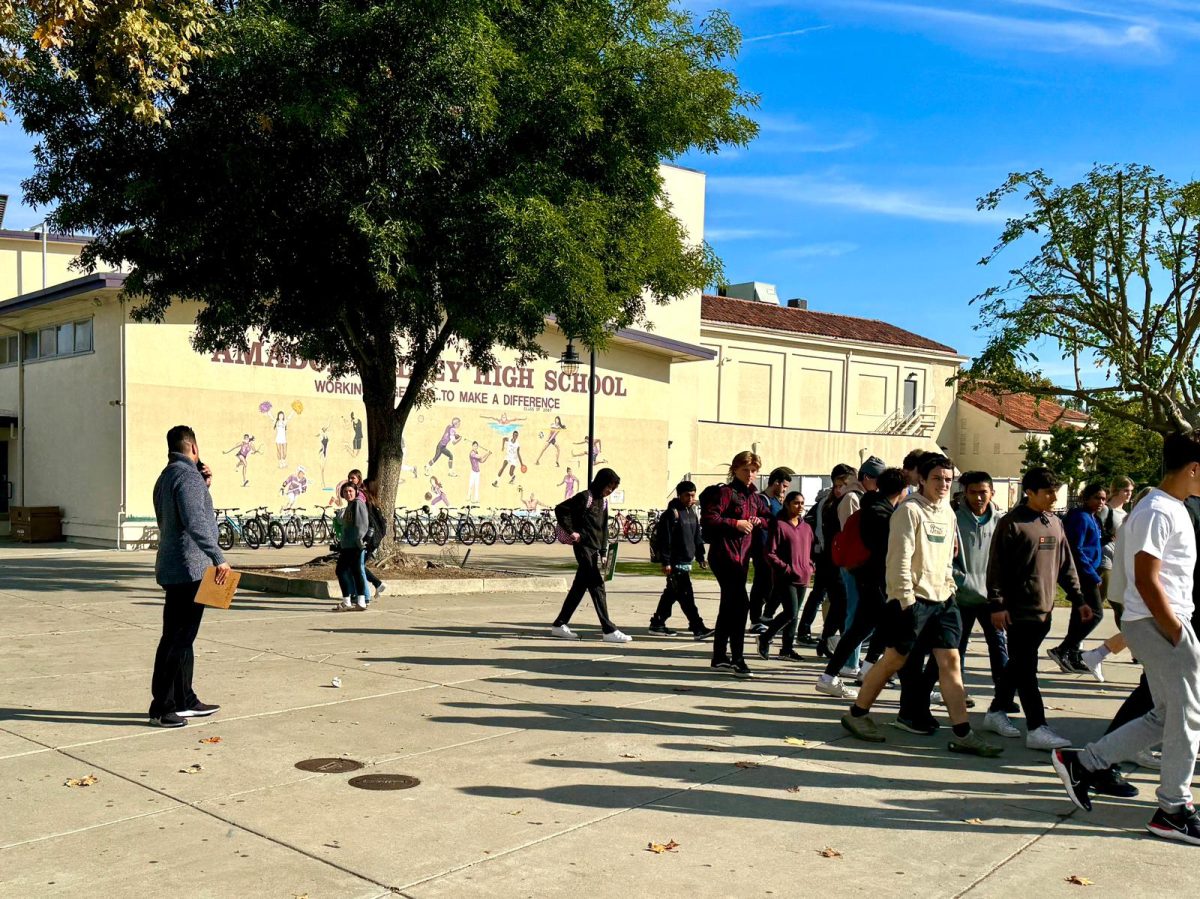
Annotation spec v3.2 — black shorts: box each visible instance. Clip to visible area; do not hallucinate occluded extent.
[881,598,962,656]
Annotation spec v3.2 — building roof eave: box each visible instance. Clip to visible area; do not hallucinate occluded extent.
[701,318,968,363]
[0,271,127,317]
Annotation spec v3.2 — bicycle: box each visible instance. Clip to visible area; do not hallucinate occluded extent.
[271,507,313,549]
[215,507,263,550]
[452,506,497,545]
[607,509,644,543]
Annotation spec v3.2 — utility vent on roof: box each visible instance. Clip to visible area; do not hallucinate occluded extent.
[787,298,807,309]
[0,195,7,229]
[719,281,778,304]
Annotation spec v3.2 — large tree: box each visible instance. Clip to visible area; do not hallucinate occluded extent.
[966,164,1200,434]
[12,0,756,531]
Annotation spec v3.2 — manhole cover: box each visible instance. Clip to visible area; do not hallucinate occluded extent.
[348,774,421,791]
[294,758,364,774]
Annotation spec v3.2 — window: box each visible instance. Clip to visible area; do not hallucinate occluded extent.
[0,335,15,366]
[18,316,94,362]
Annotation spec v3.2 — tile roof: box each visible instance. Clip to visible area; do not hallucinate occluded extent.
[959,389,1090,433]
[700,294,958,354]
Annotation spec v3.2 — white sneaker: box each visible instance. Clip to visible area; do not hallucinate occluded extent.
[816,674,859,700]
[1026,725,1071,750]
[375,582,388,597]
[550,624,579,640]
[1080,648,1105,683]
[355,596,368,610]
[839,666,861,681]
[1135,747,1163,769]
[603,629,633,644]
[827,634,841,654]
[930,690,944,706]
[981,710,1022,739]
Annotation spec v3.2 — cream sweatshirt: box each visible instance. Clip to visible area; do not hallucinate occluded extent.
[886,492,957,607]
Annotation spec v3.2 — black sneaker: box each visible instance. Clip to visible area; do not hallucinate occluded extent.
[1052,749,1094,811]
[177,702,220,718]
[731,660,754,678]
[815,639,830,659]
[893,715,939,735]
[747,623,768,635]
[149,712,188,728]
[1047,646,1071,673]
[796,633,819,646]
[1147,806,1200,845]
[776,650,804,662]
[648,622,679,636]
[1066,650,1090,674]
[1090,765,1139,799]
[964,696,977,709]
[692,627,715,641]
[711,657,735,672]
[757,633,771,660]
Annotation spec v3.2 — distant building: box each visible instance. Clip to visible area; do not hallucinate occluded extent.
[956,388,1090,484]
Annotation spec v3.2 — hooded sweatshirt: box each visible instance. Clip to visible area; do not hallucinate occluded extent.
[554,470,617,552]
[986,503,1084,623]
[885,492,957,608]
[660,497,705,567]
[857,489,899,583]
[1063,505,1103,588]
[765,515,815,587]
[953,503,998,607]
[700,480,769,568]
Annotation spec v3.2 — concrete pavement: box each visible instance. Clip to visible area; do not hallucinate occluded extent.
[0,541,1190,898]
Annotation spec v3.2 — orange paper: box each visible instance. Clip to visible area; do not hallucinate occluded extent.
[194,566,240,609]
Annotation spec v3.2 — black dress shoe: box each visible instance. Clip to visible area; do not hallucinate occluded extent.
[796,633,819,646]
[177,702,221,718]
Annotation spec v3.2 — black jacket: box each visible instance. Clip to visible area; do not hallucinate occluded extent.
[555,489,608,552]
[857,490,897,583]
[661,498,705,566]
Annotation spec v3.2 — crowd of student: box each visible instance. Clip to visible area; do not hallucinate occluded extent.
[547,437,1200,845]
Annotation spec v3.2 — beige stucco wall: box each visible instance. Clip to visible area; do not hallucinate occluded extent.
[0,236,87,300]
[954,399,1038,479]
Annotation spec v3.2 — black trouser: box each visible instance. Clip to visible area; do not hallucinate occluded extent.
[149,580,207,718]
[989,616,1053,731]
[652,569,705,633]
[921,603,1009,689]
[798,558,830,635]
[365,563,382,589]
[824,571,886,676]
[554,546,616,633]
[1056,582,1103,653]
[763,583,806,654]
[711,557,750,663]
[748,555,772,626]
[1107,674,1152,735]
[817,554,848,643]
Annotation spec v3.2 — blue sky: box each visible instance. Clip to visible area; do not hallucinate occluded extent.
[676,0,1200,370]
[0,1,1197,374]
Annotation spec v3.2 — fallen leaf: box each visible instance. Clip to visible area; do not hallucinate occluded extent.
[818,847,843,859]
[620,754,639,759]
[646,840,681,854]
[786,785,802,793]
[199,736,222,745]
[784,737,808,747]
[1065,875,1094,886]
[64,775,98,788]
[963,818,986,825]
[179,764,204,775]
[507,810,522,816]
[734,760,761,769]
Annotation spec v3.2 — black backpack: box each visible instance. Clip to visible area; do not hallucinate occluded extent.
[698,483,729,544]
[648,509,673,564]
[366,503,387,548]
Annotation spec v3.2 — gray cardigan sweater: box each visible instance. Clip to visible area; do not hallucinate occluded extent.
[153,452,226,586]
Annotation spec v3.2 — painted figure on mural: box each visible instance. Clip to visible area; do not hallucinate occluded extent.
[518,487,546,511]
[467,441,492,504]
[426,475,449,509]
[535,416,567,467]
[263,405,297,468]
[223,434,260,487]
[558,467,579,500]
[573,437,606,465]
[426,417,462,476]
[317,426,330,487]
[493,430,525,486]
[397,436,418,484]
[345,411,364,458]
[483,412,525,436]
[280,466,309,508]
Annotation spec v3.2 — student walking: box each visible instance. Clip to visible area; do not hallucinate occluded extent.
[799,464,856,648]
[814,466,855,657]
[756,491,814,662]
[148,425,230,728]
[833,456,885,677]
[333,482,371,611]
[1047,482,1108,673]
[748,467,794,633]
[980,467,1087,749]
[1080,476,1140,682]
[701,451,770,678]
[1052,433,1200,845]
[360,478,388,598]
[648,481,714,639]
[838,454,1000,756]
[551,468,630,643]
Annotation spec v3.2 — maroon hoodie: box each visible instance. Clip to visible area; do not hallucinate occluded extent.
[700,481,769,568]
[766,516,815,587]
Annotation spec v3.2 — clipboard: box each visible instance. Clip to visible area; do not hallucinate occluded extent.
[603,541,619,582]
[194,566,241,609]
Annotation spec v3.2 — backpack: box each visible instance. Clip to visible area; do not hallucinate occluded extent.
[648,509,673,564]
[831,508,870,570]
[698,483,728,544]
[365,503,387,549]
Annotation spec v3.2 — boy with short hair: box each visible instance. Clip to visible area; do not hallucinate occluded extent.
[649,481,713,640]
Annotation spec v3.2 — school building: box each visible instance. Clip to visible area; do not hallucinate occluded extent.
[0,166,1023,545]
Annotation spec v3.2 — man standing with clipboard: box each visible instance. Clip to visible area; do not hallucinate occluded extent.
[149,425,232,728]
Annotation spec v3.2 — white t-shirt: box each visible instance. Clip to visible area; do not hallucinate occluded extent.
[1117,488,1197,622]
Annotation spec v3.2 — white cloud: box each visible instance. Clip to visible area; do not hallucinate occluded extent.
[772,241,860,258]
[706,227,784,240]
[710,174,1004,225]
[744,24,833,43]
[751,114,873,152]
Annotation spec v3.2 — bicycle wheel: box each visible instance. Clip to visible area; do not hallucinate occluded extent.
[284,518,300,544]
[626,519,644,544]
[457,519,476,545]
[607,518,620,541]
[268,520,286,549]
[499,520,518,545]
[478,521,498,545]
[301,522,315,548]
[539,519,556,544]
[217,521,234,551]
[404,518,424,546]
[243,519,263,549]
[430,519,450,546]
[518,520,537,545]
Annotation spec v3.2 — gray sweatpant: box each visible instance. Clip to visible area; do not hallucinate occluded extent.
[1081,617,1200,812]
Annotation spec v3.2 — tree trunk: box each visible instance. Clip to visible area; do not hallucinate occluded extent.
[360,356,405,553]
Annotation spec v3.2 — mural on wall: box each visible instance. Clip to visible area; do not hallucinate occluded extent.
[222,434,262,487]
[557,467,580,500]
[281,466,309,508]
[534,416,567,467]
[260,400,303,468]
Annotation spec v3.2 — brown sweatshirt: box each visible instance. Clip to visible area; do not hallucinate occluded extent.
[986,503,1084,623]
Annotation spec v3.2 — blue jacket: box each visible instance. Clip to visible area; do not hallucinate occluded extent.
[754,494,785,558]
[153,452,225,585]
[1063,506,1103,588]
[953,503,998,606]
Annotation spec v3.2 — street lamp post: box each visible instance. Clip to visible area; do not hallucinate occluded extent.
[558,339,597,486]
